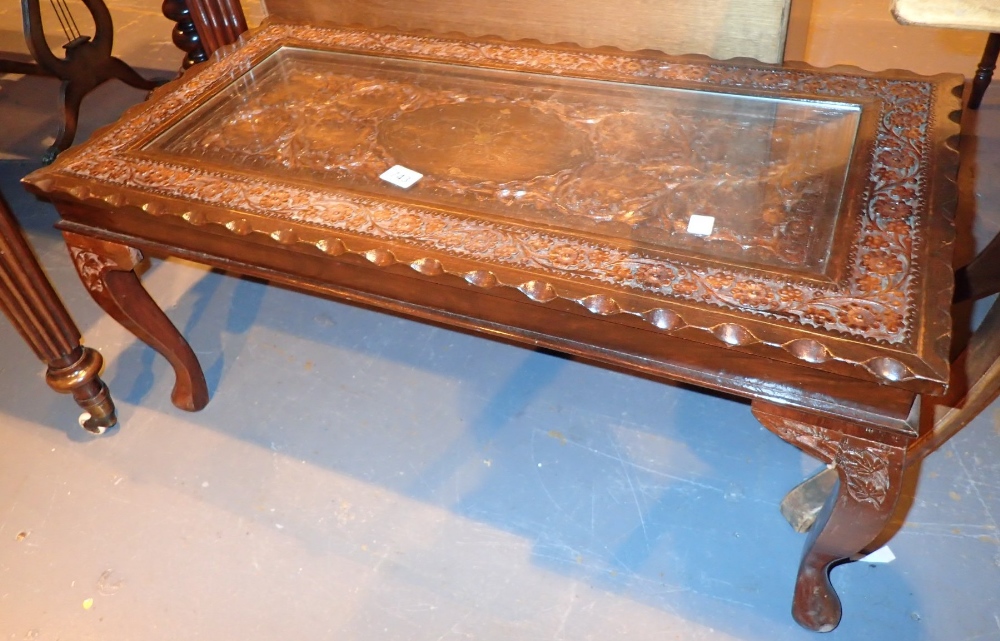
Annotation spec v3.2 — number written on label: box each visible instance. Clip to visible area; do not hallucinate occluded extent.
[380,165,423,189]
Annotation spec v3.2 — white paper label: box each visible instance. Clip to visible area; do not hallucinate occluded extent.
[687,214,715,236]
[380,165,423,189]
[859,545,895,564]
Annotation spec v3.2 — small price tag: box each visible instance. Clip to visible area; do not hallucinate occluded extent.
[380,165,423,189]
[687,214,715,236]
[859,545,895,564]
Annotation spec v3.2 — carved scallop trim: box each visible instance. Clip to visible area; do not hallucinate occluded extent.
[24,22,961,389]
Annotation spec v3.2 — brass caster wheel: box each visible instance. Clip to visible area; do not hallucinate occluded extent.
[78,411,113,435]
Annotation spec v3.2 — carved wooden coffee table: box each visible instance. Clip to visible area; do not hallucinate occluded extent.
[23,22,962,631]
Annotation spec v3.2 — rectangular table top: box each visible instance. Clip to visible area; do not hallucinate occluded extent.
[24,20,963,394]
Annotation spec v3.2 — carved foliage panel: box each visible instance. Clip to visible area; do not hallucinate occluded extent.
[754,410,905,509]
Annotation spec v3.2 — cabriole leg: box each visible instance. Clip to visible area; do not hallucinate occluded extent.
[752,401,908,632]
[62,231,209,412]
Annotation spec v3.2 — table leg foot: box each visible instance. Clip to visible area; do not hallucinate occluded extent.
[62,232,209,412]
[752,401,908,632]
[45,345,118,433]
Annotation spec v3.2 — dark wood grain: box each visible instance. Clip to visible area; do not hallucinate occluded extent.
[162,0,208,69]
[164,0,247,64]
[0,191,117,432]
[1,0,160,162]
[61,231,208,412]
[23,22,967,631]
[969,32,999,110]
[753,401,909,631]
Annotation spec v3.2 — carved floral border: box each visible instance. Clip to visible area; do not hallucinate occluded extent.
[29,22,961,386]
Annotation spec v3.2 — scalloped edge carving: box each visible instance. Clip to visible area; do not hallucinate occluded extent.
[22,21,962,392]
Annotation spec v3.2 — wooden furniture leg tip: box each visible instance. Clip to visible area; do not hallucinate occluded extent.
[45,346,119,433]
[172,376,209,412]
[77,382,118,434]
[793,564,843,633]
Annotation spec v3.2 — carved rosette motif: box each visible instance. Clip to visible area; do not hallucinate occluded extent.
[28,22,960,386]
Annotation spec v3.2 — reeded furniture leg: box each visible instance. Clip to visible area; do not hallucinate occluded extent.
[752,401,908,632]
[62,231,209,411]
[969,33,1000,110]
[0,193,116,433]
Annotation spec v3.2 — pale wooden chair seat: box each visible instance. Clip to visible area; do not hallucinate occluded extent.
[892,0,1000,32]
[892,0,1000,109]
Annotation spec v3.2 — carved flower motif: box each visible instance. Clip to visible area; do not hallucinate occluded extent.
[835,446,890,507]
[133,166,174,186]
[856,274,883,293]
[668,65,708,81]
[862,235,890,250]
[881,310,904,334]
[526,236,554,253]
[876,148,917,171]
[390,213,424,234]
[635,264,676,287]
[69,249,111,293]
[804,306,835,326]
[492,242,520,260]
[608,262,636,281]
[862,251,904,276]
[889,112,923,130]
[704,272,734,289]
[671,279,699,295]
[548,245,584,267]
[751,71,784,87]
[838,303,879,330]
[465,232,504,253]
[730,281,774,307]
[886,83,925,101]
[778,285,804,302]
[887,185,917,201]
[255,190,293,209]
[875,200,914,220]
[884,220,912,235]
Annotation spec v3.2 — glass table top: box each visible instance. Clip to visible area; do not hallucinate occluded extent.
[148,47,862,275]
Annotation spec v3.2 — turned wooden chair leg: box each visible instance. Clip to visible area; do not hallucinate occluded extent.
[162,0,247,69]
[954,227,1000,301]
[0,193,117,433]
[62,231,209,412]
[753,401,908,632]
[969,33,1000,110]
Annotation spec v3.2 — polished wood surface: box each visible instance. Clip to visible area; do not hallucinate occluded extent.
[970,32,1000,109]
[162,0,209,68]
[61,231,208,412]
[0,191,117,433]
[163,0,247,66]
[264,0,793,63]
[24,21,966,632]
[753,401,908,631]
